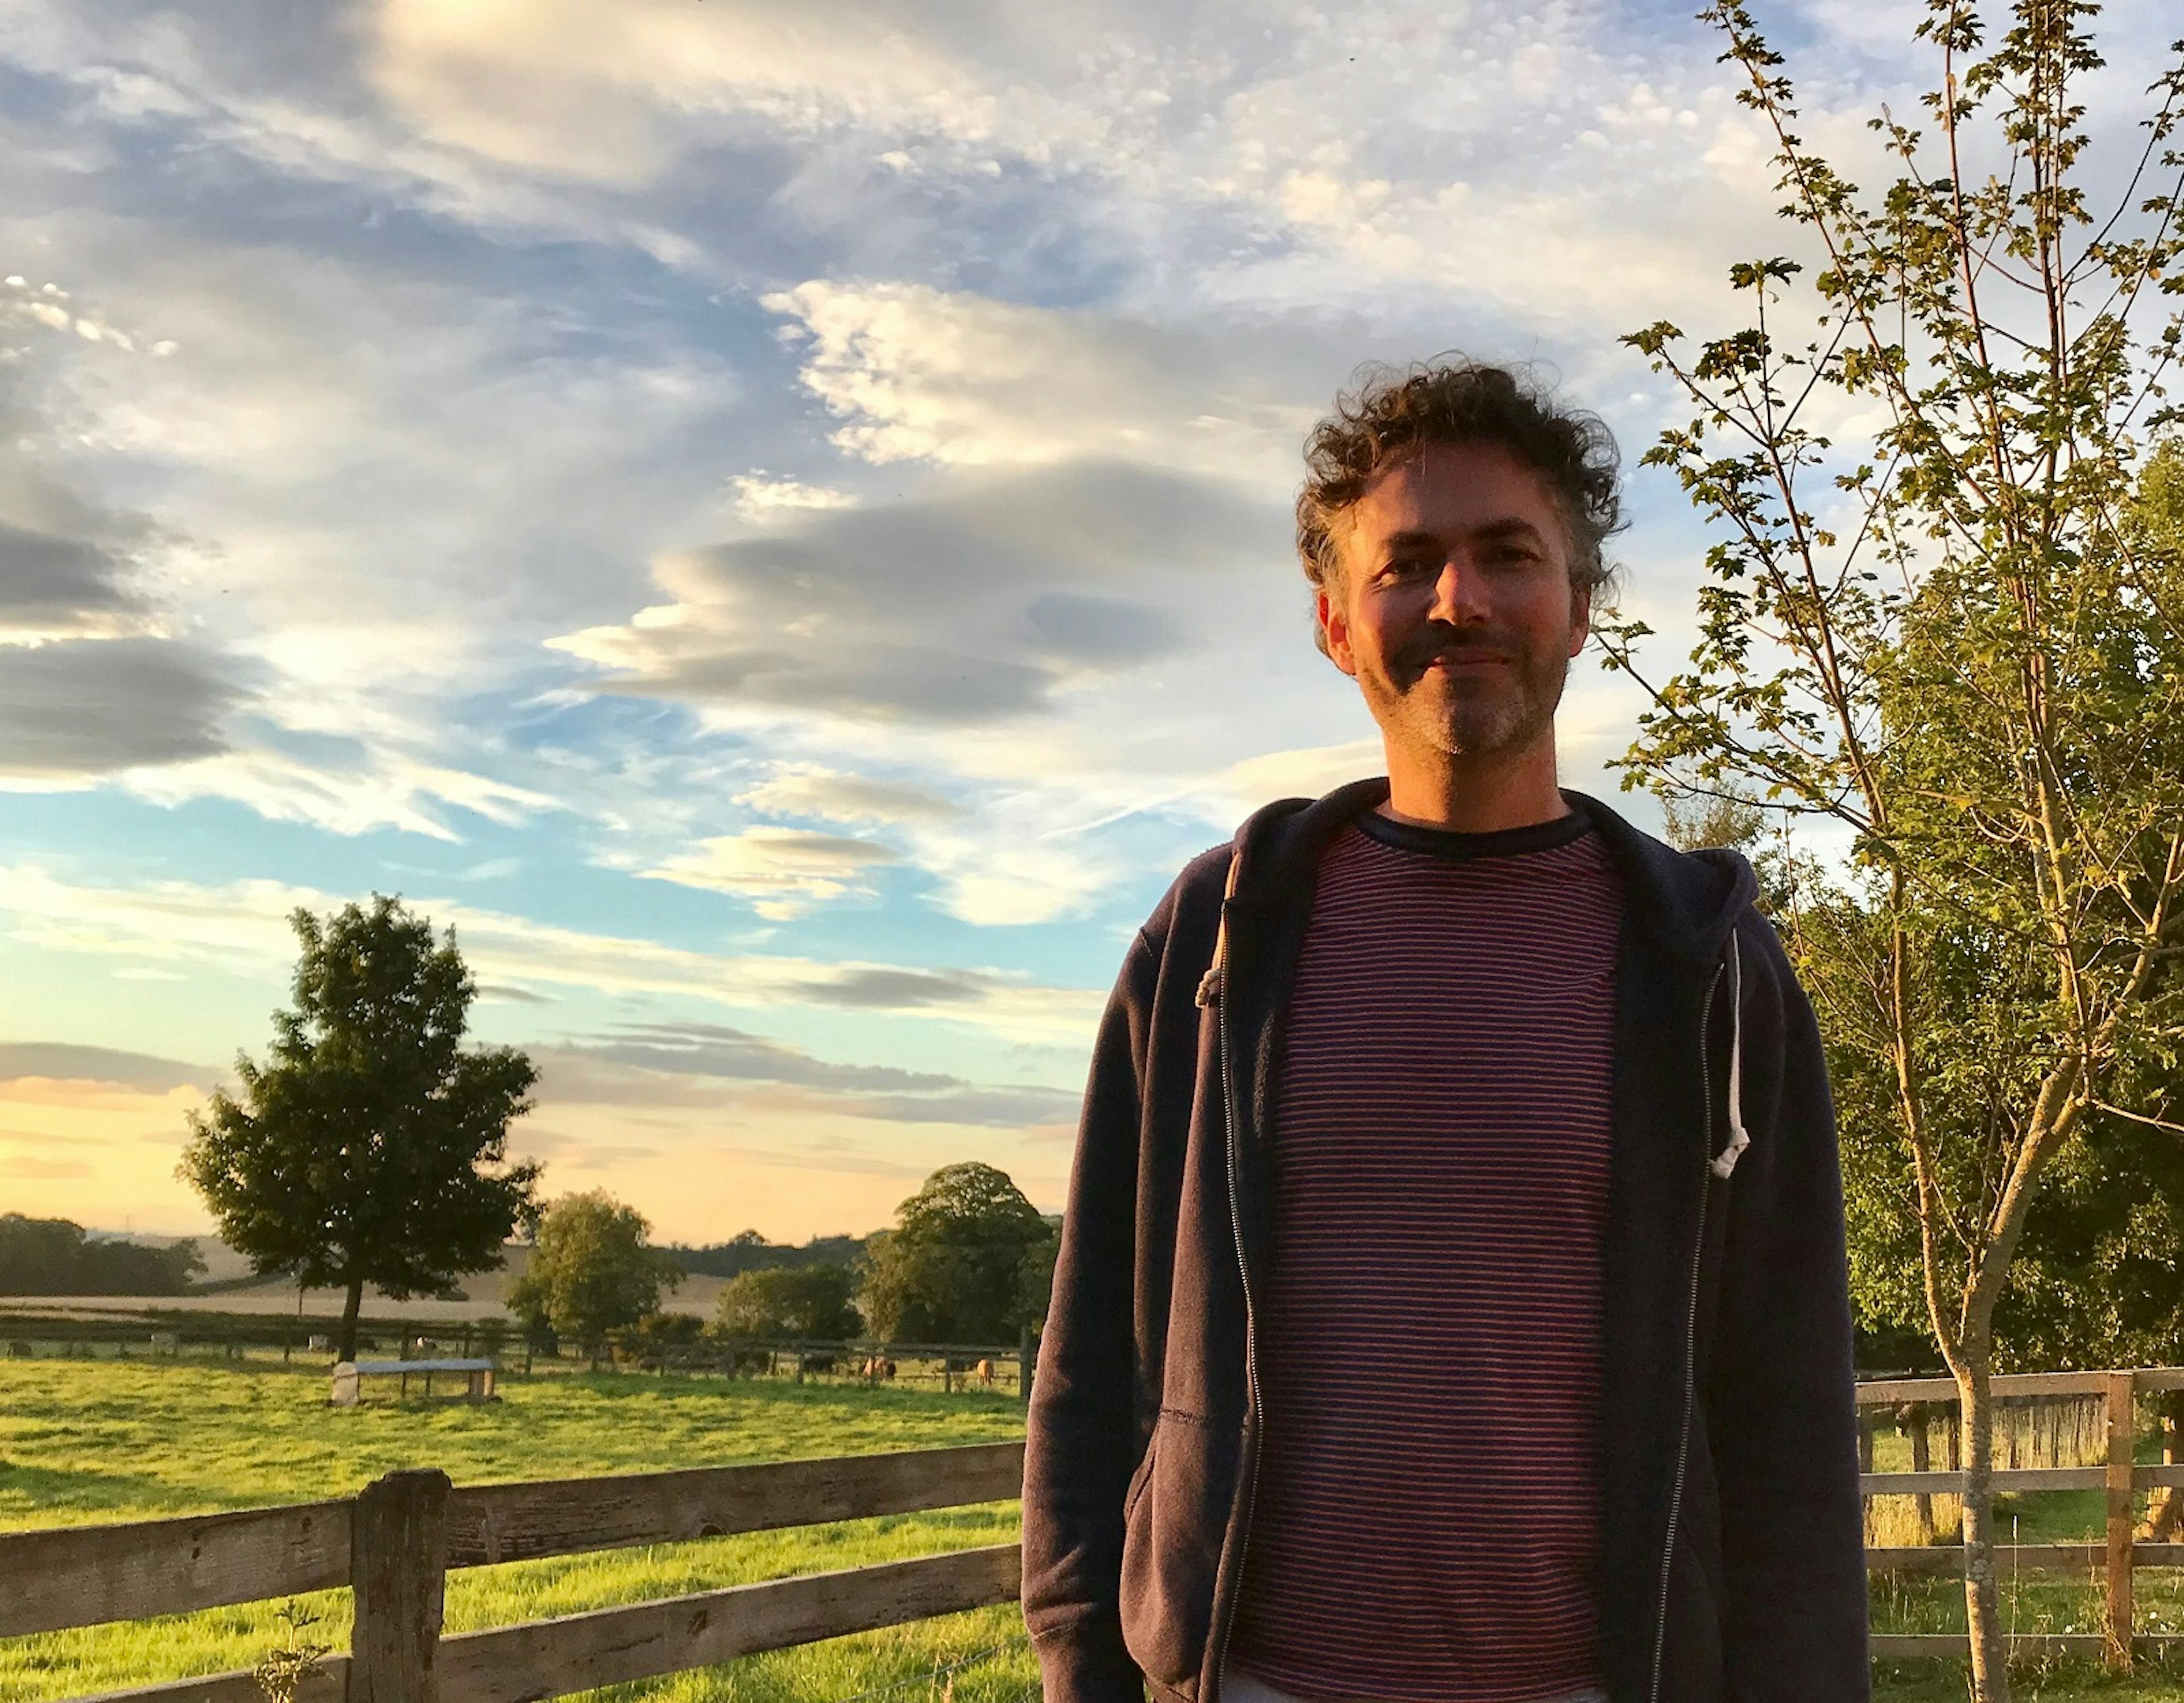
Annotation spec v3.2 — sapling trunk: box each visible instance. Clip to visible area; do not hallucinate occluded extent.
[1958,1356,2009,1703]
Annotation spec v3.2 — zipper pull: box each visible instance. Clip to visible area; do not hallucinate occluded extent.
[1195,966,1222,1008]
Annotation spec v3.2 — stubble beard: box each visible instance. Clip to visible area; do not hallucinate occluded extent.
[1362,635,1570,766]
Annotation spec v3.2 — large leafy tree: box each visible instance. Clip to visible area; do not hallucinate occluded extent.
[713,1263,861,1340]
[859,1162,1057,1344]
[507,1190,681,1367]
[179,896,541,1362]
[1602,6,2184,1691]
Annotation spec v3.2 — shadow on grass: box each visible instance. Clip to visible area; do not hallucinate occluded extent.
[0,1458,197,1520]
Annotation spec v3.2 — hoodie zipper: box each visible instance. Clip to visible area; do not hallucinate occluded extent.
[1648,962,1724,1703]
[1201,935,1259,1703]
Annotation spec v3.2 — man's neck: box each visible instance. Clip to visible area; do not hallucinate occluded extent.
[1377,740,1570,835]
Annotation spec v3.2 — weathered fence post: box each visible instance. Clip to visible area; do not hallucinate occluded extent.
[348,1468,450,1703]
[2105,1370,2136,1673]
[1906,1405,1936,1542]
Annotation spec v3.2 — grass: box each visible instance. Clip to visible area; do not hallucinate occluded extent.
[1862,1422,2184,1701]
[11,1357,2184,1701]
[0,1356,1035,1703]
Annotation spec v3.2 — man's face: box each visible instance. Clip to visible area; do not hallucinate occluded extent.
[1318,440,1590,766]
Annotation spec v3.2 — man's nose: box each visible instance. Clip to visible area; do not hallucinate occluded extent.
[1428,558,1490,625]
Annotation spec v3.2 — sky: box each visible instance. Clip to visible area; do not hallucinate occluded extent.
[3,0,2174,1245]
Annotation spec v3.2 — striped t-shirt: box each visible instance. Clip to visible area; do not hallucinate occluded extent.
[1227,809,1623,1703]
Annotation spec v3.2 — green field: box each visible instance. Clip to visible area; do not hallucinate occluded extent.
[0,1357,1035,1703]
[7,1358,2184,1701]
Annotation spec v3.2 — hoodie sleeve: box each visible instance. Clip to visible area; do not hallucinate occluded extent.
[1020,924,1158,1703]
[1709,913,1871,1699]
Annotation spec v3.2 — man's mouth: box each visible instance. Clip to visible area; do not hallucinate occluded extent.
[1418,649,1508,671]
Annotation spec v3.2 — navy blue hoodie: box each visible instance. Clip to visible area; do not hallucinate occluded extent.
[1021,781,1868,1703]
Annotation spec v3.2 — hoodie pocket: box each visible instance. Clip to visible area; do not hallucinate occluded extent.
[1124,1418,1161,1522]
[1120,1409,1235,1698]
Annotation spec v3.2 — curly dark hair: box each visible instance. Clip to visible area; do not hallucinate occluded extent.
[1296,360,1624,654]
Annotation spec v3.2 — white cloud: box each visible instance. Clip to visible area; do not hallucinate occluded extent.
[1213,739,1384,815]
[728,474,857,521]
[120,748,561,842]
[766,280,1323,484]
[643,826,899,919]
[1,273,167,355]
[364,0,992,184]
[737,767,963,825]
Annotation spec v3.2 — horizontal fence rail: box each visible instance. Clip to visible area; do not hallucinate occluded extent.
[1855,1366,2184,1671]
[0,1441,1027,1703]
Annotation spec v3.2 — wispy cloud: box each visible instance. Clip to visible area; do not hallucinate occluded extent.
[643,827,900,919]
[0,864,1105,1044]
[0,1042,216,1092]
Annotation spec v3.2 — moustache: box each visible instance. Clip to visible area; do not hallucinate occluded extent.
[1397,629,1516,670]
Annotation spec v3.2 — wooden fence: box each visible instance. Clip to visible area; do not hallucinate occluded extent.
[0,1311,1040,1403]
[16,1370,2184,1694]
[1858,1366,2184,1669]
[0,1441,1026,1703]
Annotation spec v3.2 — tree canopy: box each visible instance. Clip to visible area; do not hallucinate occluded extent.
[177,894,541,1361]
[713,1263,861,1339]
[1603,5,2184,1689]
[858,1162,1057,1344]
[507,1190,681,1364]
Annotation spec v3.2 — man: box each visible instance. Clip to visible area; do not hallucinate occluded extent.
[1021,362,1867,1703]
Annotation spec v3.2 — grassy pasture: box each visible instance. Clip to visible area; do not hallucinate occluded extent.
[9,1357,2184,1700]
[0,1357,1035,1703]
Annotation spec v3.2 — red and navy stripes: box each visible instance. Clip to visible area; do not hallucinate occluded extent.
[1227,814,1623,1703]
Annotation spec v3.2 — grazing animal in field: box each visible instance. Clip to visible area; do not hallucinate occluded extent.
[975,1358,995,1386]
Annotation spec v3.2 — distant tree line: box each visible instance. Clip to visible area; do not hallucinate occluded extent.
[508,1162,1060,1354]
[0,1215,204,1296]
[168,892,1065,1362]
[664,1230,867,1279]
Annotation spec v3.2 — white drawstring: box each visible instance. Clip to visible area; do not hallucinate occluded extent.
[1710,933,1751,1180]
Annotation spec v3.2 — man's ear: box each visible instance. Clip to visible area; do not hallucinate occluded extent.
[1318,586,1358,677]
[1569,582,1592,657]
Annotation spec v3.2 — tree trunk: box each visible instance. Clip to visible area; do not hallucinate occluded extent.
[1959,1357,2011,1703]
[337,1274,366,1364]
